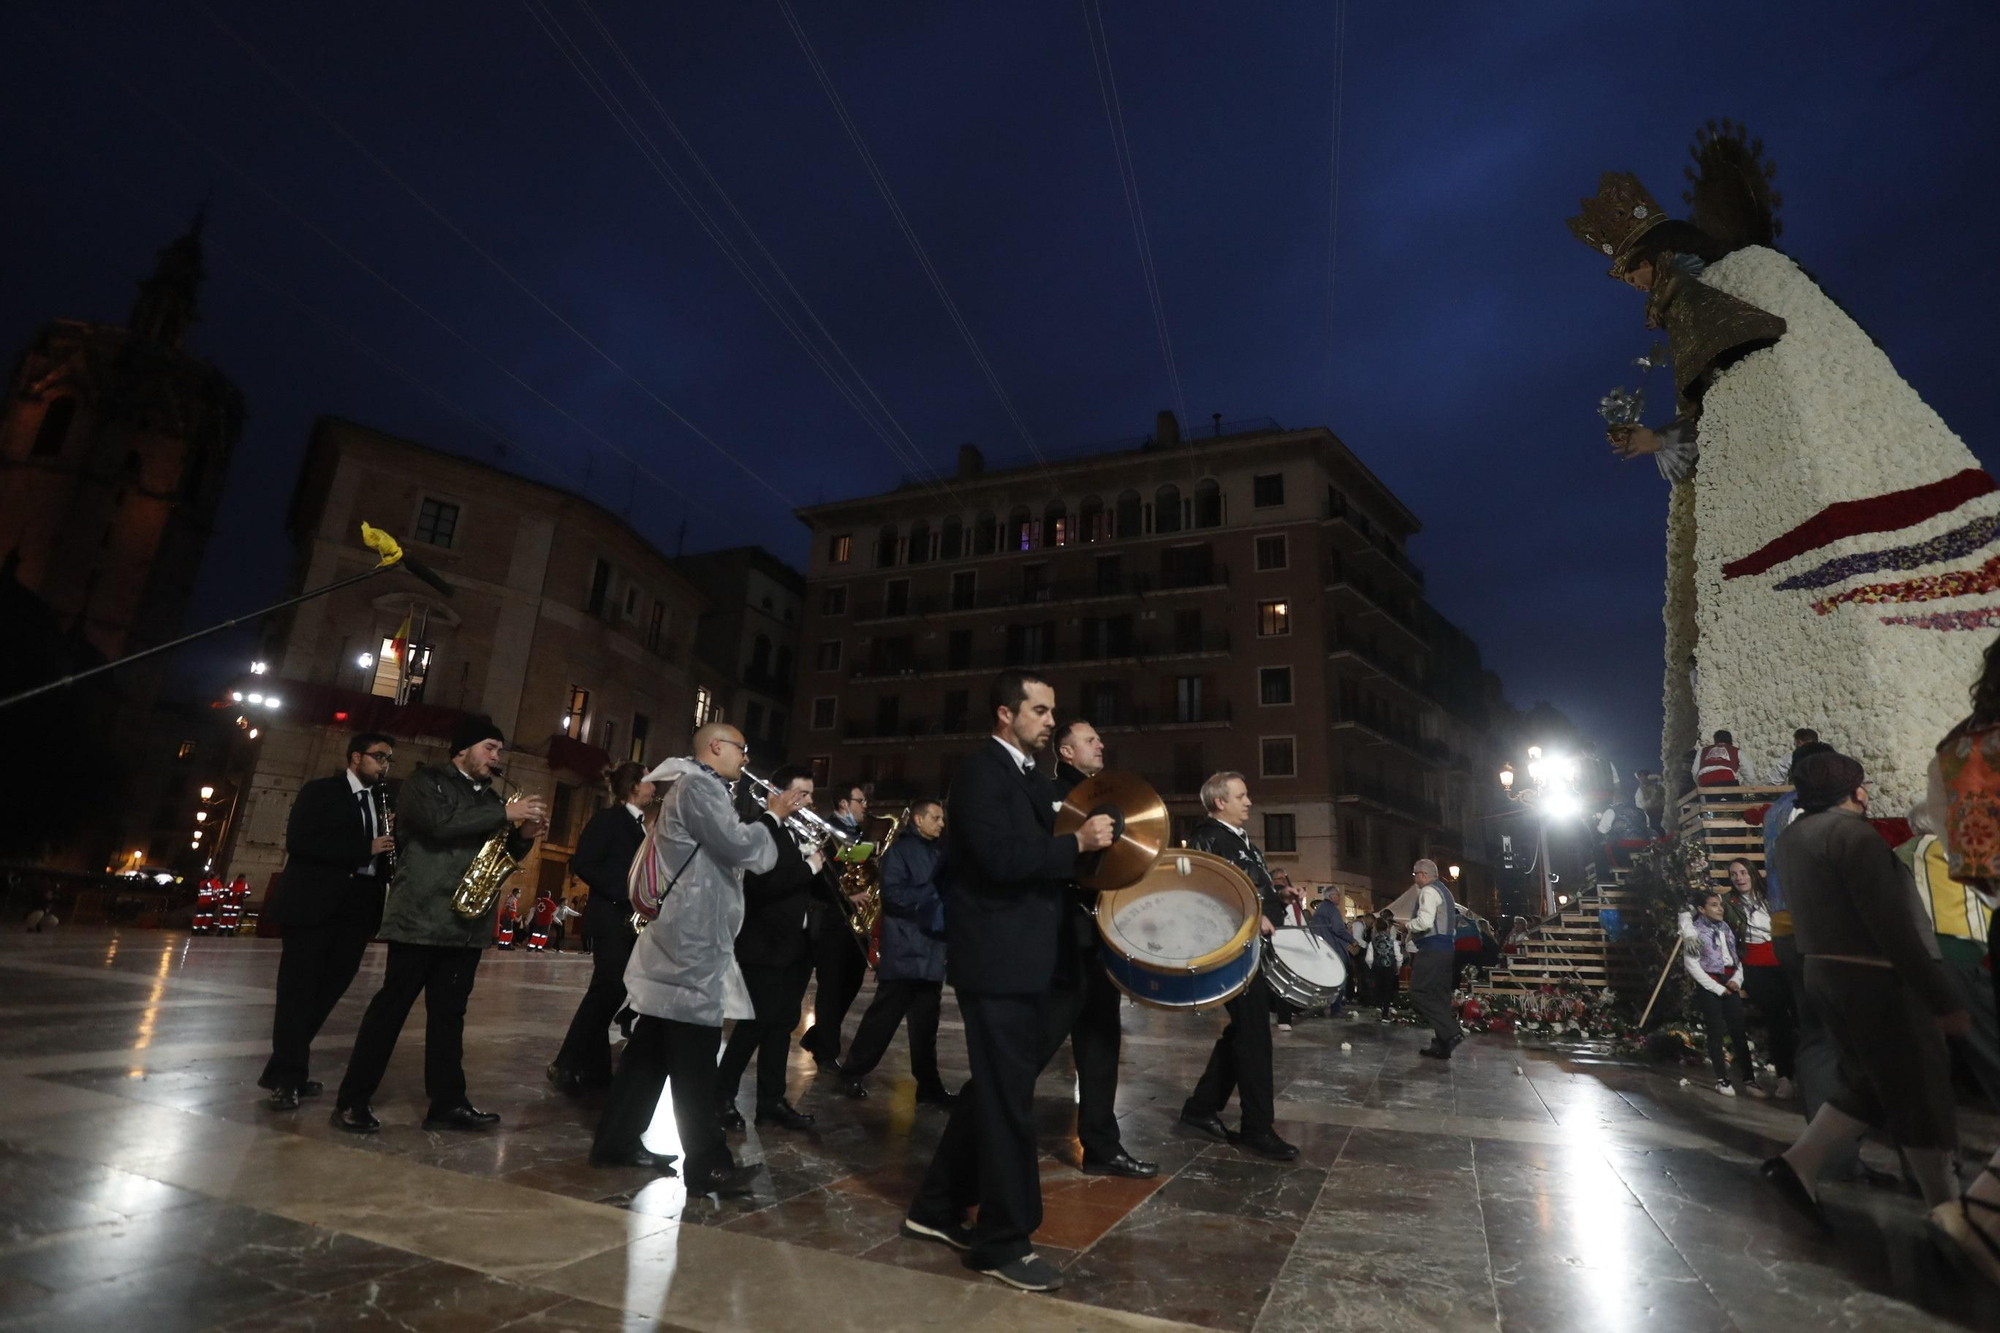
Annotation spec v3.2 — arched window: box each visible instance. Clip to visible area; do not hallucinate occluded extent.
[907,519,932,564]
[973,512,997,556]
[751,634,772,675]
[1115,489,1141,539]
[1193,478,1222,529]
[1078,495,1105,543]
[31,398,75,458]
[1008,505,1034,552]
[940,515,964,560]
[1043,501,1068,548]
[875,524,899,568]
[1154,483,1183,534]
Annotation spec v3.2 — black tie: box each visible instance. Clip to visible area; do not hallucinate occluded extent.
[357,789,373,839]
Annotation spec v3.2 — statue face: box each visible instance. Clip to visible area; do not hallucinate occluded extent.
[1620,257,1656,292]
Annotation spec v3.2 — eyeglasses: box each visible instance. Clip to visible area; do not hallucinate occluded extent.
[363,752,395,764]
[719,738,748,756]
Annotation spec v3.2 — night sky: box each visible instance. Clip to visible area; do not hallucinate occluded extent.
[3,1,1996,777]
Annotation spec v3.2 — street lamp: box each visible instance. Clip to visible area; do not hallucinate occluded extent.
[1500,744,1583,917]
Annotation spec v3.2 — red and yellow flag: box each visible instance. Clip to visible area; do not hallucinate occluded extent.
[389,610,412,665]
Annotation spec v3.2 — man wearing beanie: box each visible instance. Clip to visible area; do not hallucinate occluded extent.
[333,717,548,1133]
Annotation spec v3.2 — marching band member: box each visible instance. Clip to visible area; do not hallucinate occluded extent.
[716,765,822,1132]
[547,762,652,1094]
[1177,771,1299,1161]
[1045,720,1155,1177]
[589,723,806,1192]
[332,718,547,1134]
[901,671,1115,1292]
[839,800,953,1106]
[799,783,871,1068]
[258,732,398,1111]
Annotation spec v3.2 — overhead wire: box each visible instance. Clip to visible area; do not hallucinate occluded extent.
[519,0,961,509]
[774,0,1063,495]
[181,1,798,510]
[1322,0,1349,411]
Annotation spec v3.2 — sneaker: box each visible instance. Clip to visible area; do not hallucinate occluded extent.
[1774,1076,1795,1099]
[1714,1079,1737,1097]
[975,1251,1063,1292]
[1277,1022,1293,1033]
[899,1216,973,1251]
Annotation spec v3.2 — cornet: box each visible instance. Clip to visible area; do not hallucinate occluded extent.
[738,769,856,853]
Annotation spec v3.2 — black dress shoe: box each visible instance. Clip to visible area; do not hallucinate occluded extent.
[588,1147,679,1172]
[423,1104,500,1132]
[1418,1042,1451,1059]
[266,1086,301,1112]
[718,1101,746,1131]
[1080,1150,1158,1178]
[1177,1110,1231,1143]
[914,1085,956,1109]
[685,1161,759,1197]
[1760,1156,1834,1233]
[546,1063,585,1096]
[841,1078,869,1100]
[297,1080,324,1098]
[331,1104,379,1134]
[799,1029,838,1070]
[755,1100,816,1130]
[1231,1128,1300,1161]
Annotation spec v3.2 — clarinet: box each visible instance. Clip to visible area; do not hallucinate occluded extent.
[372,783,396,873]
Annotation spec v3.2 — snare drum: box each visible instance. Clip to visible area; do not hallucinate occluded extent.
[1095,849,1262,1010]
[1263,926,1348,1012]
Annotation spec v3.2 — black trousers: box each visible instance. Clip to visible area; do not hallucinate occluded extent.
[593,1016,727,1176]
[1694,985,1754,1082]
[552,898,637,1082]
[718,959,812,1109]
[842,977,944,1090]
[336,942,481,1116]
[1742,961,1796,1080]
[1044,956,1124,1160]
[910,990,1049,1271]
[1371,965,1400,1017]
[801,911,866,1059]
[260,885,378,1091]
[1409,948,1461,1045]
[1183,970,1276,1134]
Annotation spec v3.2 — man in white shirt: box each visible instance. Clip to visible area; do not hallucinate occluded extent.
[1406,859,1464,1059]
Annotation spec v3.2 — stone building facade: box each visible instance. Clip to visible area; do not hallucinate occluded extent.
[671,546,805,768]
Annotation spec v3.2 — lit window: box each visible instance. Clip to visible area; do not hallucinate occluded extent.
[692,686,720,729]
[562,686,591,737]
[1257,600,1291,637]
[175,740,195,760]
[630,713,650,763]
[415,498,459,548]
[829,534,852,564]
[371,638,430,700]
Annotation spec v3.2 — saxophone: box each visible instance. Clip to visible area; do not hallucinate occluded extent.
[450,773,523,919]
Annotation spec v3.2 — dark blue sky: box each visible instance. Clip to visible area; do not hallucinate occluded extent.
[3,1,1995,777]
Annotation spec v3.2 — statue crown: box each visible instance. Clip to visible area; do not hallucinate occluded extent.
[1566,171,1669,261]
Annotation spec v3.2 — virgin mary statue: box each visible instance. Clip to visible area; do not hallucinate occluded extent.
[1572,121,1993,812]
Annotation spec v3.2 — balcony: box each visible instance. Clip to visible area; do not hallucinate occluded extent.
[1330,703,1448,764]
[739,665,793,697]
[848,630,1231,682]
[1322,562,1426,644]
[1336,775,1442,824]
[1097,700,1233,730]
[851,567,1231,623]
[1325,629,1430,699]
[1321,494,1425,589]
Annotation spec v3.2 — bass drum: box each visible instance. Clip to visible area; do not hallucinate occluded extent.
[1095,849,1262,1011]
[1263,926,1348,1012]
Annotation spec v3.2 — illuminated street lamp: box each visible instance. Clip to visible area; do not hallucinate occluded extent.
[357,653,374,669]
[200,786,215,800]
[1500,743,1583,916]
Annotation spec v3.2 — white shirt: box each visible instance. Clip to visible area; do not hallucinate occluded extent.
[1409,882,1446,935]
[345,769,378,877]
[992,734,1033,775]
[624,801,646,823]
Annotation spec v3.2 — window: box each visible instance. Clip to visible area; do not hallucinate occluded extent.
[1253,473,1286,508]
[586,558,611,615]
[950,570,976,611]
[829,534,852,564]
[600,720,618,761]
[947,629,972,669]
[1090,679,1120,724]
[1260,665,1294,706]
[1173,608,1203,653]
[815,640,842,671]
[884,579,910,617]
[1096,554,1122,595]
[1264,813,1297,853]
[415,497,460,548]
[1254,534,1287,571]
[1079,495,1105,543]
[647,602,666,651]
[370,637,431,699]
[973,512,997,556]
[1043,501,1068,547]
[1172,743,1206,795]
[562,686,591,737]
[1021,564,1048,602]
[1163,543,1213,589]
[811,697,837,730]
[623,585,639,617]
[1008,506,1034,551]
[1192,479,1222,529]
[940,516,964,560]
[1154,484,1183,534]
[1343,817,1364,862]
[875,695,900,735]
[32,397,76,457]
[942,689,970,732]
[1257,599,1292,637]
[1260,736,1297,778]
[1174,676,1203,723]
[908,520,932,564]
[1115,489,1142,538]
[875,525,899,567]
[750,634,772,675]
[809,755,832,786]
[822,586,847,616]
[693,687,720,729]
[1005,622,1054,665]
[176,739,196,760]
[744,701,765,740]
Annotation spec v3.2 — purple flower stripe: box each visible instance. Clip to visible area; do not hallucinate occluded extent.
[1879,606,2000,631]
[1774,513,2000,591]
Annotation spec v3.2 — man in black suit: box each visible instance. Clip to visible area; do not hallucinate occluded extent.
[548,760,654,1094]
[258,733,398,1111]
[1046,720,1155,1178]
[1178,771,1301,1161]
[716,764,820,1132]
[900,671,1116,1293]
[799,783,871,1067]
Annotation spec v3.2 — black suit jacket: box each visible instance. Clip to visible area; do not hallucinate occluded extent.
[737,813,815,969]
[942,738,1080,995]
[272,773,387,930]
[1188,817,1285,928]
[571,805,645,906]
[1049,760,1100,953]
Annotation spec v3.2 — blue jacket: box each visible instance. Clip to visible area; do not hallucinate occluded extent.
[877,830,947,983]
[1310,900,1353,954]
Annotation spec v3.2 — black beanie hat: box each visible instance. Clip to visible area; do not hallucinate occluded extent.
[1795,749,1865,813]
[449,716,505,757]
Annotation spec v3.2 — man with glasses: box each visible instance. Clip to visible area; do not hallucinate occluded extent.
[259,732,400,1111]
[801,783,873,1067]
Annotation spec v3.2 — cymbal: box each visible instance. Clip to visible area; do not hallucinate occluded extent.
[1055,770,1168,891]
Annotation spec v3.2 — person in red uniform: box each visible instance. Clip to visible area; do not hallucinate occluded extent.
[496,889,520,950]
[527,890,556,951]
[1694,731,1743,788]
[193,878,217,934]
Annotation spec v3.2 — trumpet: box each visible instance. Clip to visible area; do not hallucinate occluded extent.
[738,769,856,852]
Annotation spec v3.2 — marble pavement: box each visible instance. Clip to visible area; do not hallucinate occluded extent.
[2,928,1995,1331]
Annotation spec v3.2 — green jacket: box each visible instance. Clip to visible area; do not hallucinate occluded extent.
[380,762,533,949]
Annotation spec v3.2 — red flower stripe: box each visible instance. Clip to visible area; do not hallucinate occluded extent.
[1723,468,1997,581]
[1813,552,2000,615]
